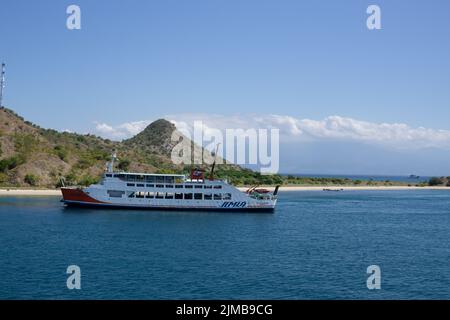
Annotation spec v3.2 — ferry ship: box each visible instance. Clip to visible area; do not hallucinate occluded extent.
[61,153,279,212]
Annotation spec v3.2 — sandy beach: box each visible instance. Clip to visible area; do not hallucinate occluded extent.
[0,189,62,196]
[0,186,448,196]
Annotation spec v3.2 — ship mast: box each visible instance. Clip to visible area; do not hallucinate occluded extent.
[106,151,118,173]
[0,63,5,108]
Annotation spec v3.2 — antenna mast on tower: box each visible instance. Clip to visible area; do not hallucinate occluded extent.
[0,63,5,107]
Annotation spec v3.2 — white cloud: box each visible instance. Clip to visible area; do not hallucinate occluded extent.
[94,120,152,140]
[92,114,450,149]
[166,114,450,149]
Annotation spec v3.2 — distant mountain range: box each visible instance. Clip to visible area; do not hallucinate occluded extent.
[0,107,258,188]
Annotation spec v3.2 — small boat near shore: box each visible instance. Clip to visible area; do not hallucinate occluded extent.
[323,188,344,192]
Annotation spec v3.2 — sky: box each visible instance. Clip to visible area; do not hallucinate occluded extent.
[1,0,450,175]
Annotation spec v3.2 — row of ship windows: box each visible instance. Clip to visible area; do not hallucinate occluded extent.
[105,174,179,184]
[107,190,232,200]
[125,183,222,189]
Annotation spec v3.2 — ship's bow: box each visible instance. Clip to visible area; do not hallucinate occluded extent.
[61,187,103,205]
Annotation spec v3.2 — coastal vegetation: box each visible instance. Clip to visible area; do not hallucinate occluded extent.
[428,176,450,187]
[24,173,39,186]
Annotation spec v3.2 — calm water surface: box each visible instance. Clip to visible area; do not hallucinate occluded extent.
[0,190,449,299]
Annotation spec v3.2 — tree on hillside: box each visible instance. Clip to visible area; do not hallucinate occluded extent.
[118,159,130,171]
[24,174,38,186]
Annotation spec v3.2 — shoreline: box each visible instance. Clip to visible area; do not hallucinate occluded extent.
[0,186,449,196]
[239,186,450,191]
[0,189,62,196]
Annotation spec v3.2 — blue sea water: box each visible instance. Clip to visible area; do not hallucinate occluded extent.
[0,190,449,300]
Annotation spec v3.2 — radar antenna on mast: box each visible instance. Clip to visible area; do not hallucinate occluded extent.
[0,63,5,108]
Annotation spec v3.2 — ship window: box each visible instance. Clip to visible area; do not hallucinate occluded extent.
[194,185,203,189]
[184,193,193,200]
[175,193,183,199]
[185,185,193,189]
[165,192,174,199]
[165,176,174,184]
[107,190,124,198]
[156,176,165,183]
[155,192,164,199]
[127,183,135,187]
[146,192,155,198]
[204,194,212,200]
[127,192,135,198]
[146,184,154,188]
[165,185,174,188]
[137,184,145,187]
[106,174,112,178]
[223,193,232,200]
[204,185,212,189]
[175,185,183,189]
[156,184,164,188]
[213,185,222,189]
[126,175,136,182]
[145,176,156,183]
[136,175,145,182]
[116,174,126,180]
[194,193,203,200]
[136,192,145,198]
[214,194,222,200]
